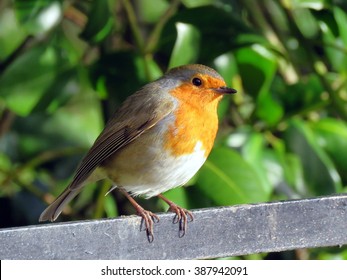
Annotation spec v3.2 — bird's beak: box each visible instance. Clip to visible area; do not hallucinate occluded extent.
[214,86,237,94]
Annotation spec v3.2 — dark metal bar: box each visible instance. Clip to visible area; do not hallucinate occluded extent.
[1,195,347,259]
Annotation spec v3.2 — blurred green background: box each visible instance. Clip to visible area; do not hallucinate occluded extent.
[1,0,347,260]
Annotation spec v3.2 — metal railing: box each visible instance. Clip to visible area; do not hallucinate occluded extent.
[1,194,347,259]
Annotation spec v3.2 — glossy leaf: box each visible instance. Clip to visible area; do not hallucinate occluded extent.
[292,0,325,10]
[334,6,347,45]
[161,6,255,63]
[284,119,343,195]
[31,69,79,114]
[139,0,169,23]
[292,8,319,38]
[320,8,347,72]
[0,8,27,59]
[240,132,274,195]
[80,0,114,43]
[168,22,200,68]
[273,74,324,117]
[214,52,238,86]
[90,52,162,107]
[0,45,64,116]
[181,0,216,8]
[236,46,282,125]
[14,0,62,34]
[268,136,306,196]
[104,195,118,218]
[311,118,347,184]
[197,147,269,206]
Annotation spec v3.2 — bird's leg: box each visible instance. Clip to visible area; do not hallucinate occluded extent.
[157,194,194,237]
[119,188,159,242]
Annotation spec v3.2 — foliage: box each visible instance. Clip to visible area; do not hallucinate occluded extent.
[1,0,347,259]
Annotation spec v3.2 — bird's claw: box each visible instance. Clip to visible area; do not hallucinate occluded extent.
[138,209,160,242]
[168,204,194,238]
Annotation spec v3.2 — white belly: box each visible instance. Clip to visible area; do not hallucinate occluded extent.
[104,137,207,198]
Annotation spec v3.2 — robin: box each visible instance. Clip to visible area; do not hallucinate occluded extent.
[39,64,237,241]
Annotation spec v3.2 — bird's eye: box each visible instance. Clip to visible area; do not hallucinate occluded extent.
[192,77,202,87]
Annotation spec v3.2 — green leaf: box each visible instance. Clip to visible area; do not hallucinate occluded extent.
[0,8,27,59]
[134,56,163,81]
[104,195,118,217]
[284,119,343,195]
[181,0,216,8]
[44,92,103,147]
[161,6,254,63]
[311,118,347,184]
[291,0,325,10]
[268,136,306,196]
[292,8,319,38]
[316,248,347,260]
[31,69,79,114]
[14,0,62,34]
[273,74,325,118]
[241,132,274,195]
[196,147,269,206]
[334,6,347,45]
[139,0,170,23]
[231,129,303,199]
[213,52,238,119]
[0,45,64,116]
[214,52,238,86]
[80,0,114,44]
[320,8,347,72]
[90,52,139,102]
[168,22,200,68]
[236,46,282,125]
[90,52,162,105]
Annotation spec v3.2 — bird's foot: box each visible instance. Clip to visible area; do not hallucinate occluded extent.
[158,194,194,237]
[136,207,160,243]
[169,203,194,237]
[119,188,160,242]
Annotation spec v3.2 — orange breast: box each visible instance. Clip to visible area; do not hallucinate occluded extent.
[164,84,222,157]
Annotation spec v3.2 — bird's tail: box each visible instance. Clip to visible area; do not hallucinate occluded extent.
[39,188,80,222]
[39,168,107,222]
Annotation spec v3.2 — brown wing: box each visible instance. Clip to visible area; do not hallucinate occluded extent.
[39,87,175,222]
[39,119,163,222]
[68,91,175,190]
